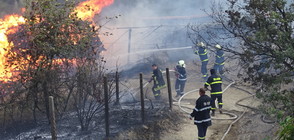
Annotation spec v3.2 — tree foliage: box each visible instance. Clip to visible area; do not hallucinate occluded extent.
[188,0,293,137]
[1,0,108,132]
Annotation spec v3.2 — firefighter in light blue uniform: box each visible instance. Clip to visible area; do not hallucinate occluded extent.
[213,44,225,76]
[195,42,209,79]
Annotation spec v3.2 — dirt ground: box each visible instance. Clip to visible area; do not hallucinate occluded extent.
[1,60,279,140]
[117,61,279,140]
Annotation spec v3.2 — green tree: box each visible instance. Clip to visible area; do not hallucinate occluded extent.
[189,0,293,139]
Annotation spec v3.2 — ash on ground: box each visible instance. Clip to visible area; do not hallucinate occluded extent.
[1,101,183,140]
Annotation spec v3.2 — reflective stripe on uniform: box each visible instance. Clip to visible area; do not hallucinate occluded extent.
[178,78,187,81]
[199,51,207,55]
[194,118,211,123]
[196,49,207,55]
[154,84,167,91]
[215,62,225,65]
[202,59,208,62]
[194,106,211,112]
[218,103,224,105]
[198,137,205,140]
[203,74,208,77]
[205,82,210,85]
[210,81,222,85]
[217,54,224,58]
[154,94,160,96]
[153,76,158,84]
[213,78,221,81]
[211,91,222,94]
[211,108,216,110]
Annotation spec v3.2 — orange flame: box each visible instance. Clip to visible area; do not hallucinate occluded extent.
[0,0,114,82]
[0,15,25,82]
[75,0,114,21]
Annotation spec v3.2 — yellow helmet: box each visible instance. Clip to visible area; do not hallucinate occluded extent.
[178,60,185,67]
[215,44,222,49]
[197,42,205,47]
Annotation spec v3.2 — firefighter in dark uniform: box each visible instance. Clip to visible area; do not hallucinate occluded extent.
[149,64,166,100]
[174,60,187,97]
[213,44,225,76]
[190,88,212,140]
[204,69,223,116]
[194,42,209,79]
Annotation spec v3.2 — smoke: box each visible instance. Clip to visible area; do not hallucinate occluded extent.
[100,0,211,26]
[97,0,221,70]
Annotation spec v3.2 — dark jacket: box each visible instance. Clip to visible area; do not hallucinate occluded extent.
[195,47,208,62]
[152,68,165,86]
[215,49,224,65]
[204,74,222,94]
[175,65,187,81]
[190,95,212,125]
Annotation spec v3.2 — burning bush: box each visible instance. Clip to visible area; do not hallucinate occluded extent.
[0,0,114,133]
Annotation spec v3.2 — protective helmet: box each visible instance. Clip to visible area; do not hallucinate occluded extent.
[215,44,222,49]
[197,42,205,47]
[178,60,185,67]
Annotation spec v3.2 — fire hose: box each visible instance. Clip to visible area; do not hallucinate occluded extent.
[177,80,257,140]
[177,78,277,140]
[177,80,238,120]
[130,69,273,139]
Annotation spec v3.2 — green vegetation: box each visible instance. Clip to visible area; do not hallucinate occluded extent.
[189,0,294,139]
[279,116,294,140]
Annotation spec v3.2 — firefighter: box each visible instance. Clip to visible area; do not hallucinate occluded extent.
[174,60,187,97]
[194,42,209,79]
[190,88,212,140]
[149,64,166,100]
[204,69,223,116]
[213,44,225,76]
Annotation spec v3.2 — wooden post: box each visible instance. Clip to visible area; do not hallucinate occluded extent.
[140,73,145,123]
[115,71,119,105]
[166,68,173,110]
[49,96,57,140]
[104,76,110,138]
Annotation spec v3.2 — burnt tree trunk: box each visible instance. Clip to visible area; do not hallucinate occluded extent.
[42,81,51,124]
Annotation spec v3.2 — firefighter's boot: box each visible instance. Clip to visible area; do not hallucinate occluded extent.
[219,108,223,114]
[211,110,215,116]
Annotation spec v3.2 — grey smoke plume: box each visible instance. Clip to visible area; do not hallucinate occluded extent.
[97,0,221,70]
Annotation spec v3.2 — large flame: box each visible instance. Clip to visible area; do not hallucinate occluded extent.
[0,0,114,82]
[0,15,25,82]
[75,0,114,21]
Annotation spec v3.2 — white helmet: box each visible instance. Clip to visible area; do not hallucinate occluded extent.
[215,44,222,49]
[178,60,185,67]
[197,42,205,47]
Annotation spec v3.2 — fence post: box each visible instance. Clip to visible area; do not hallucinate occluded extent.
[166,68,173,110]
[140,73,145,123]
[104,76,110,139]
[115,71,120,105]
[49,96,57,140]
